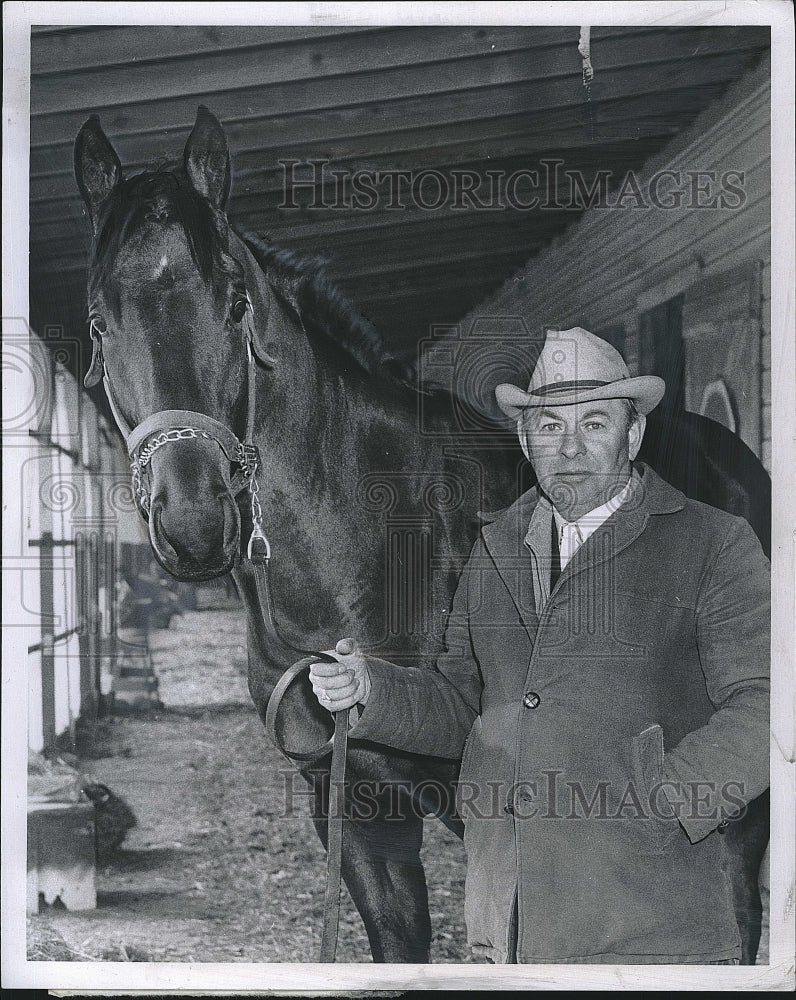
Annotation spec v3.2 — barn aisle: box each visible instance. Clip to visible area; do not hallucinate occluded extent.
[27,599,471,963]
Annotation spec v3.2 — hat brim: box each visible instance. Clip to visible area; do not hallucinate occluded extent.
[495,376,666,420]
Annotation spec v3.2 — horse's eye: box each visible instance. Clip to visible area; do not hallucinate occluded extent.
[90,316,108,337]
[231,299,248,323]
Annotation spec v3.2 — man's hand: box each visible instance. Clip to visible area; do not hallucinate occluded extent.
[309,638,372,713]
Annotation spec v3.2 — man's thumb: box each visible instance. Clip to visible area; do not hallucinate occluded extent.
[336,637,357,656]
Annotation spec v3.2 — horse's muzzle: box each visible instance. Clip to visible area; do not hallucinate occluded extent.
[149,490,240,581]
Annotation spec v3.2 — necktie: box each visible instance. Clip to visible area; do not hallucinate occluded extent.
[550,514,561,591]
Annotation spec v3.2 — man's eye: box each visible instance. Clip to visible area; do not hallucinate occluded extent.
[584,422,604,431]
[540,423,562,433]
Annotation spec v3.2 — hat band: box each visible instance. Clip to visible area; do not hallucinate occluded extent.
[530,378,624,397]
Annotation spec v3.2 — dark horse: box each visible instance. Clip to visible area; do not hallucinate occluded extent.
[75,107,770,964]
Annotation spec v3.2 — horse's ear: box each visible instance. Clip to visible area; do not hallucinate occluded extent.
[74,116,122,233]
[184,106,231,209]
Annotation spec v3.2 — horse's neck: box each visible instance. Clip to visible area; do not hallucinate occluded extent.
[236,291,421,696]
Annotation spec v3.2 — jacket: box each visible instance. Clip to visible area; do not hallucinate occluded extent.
[349,463,770,963]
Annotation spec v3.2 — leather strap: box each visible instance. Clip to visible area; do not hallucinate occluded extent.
[127,409,243,461]
[320,706,348,963]
[250,536,348,963]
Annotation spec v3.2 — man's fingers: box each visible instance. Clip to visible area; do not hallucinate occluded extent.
[312,670,353,691]
[309,638,365,713]
[312,682,358,710]
[322,686,357,705]
[310,661,350,677]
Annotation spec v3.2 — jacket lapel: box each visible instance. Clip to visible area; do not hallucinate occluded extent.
[480,464,686,628]
[480,489,542,641]
[554,463,685,593]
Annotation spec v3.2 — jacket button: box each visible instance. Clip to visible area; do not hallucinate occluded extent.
[522,691,541,710]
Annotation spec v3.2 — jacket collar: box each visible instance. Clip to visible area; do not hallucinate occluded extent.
[479,463,685,634]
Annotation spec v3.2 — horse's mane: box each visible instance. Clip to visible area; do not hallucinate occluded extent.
[240,231,415,389]
[87,164,415,390]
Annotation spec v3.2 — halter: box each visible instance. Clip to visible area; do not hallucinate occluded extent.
[91,299,270,553]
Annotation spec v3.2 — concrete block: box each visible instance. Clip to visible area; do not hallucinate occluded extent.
[27,801,97,913]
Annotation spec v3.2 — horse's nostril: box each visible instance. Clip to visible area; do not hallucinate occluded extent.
[149,504,179,563]
[221,493,242,553]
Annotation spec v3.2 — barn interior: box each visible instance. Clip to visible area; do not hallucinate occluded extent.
[17,22,779,969]
[29,24,770,377]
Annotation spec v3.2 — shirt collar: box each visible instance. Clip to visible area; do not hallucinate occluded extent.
[552,473,636,547]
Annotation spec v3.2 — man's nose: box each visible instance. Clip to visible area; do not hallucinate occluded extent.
[559,431,586,459]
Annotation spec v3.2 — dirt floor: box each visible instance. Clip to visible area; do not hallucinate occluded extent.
[27,596,472,964]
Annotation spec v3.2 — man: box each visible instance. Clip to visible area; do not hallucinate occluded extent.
[309,327,770,964]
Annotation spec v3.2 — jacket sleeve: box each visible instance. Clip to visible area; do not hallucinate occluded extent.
[660,516,770,843]
[347,541,484,759]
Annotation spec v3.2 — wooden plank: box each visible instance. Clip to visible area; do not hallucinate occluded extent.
[254,217,563,263]
[34,71,742,228]
[31,233,550,288]
[30,25,578,115]
[30,116,684,198]
[31,23,684,78]
[30,24,374,73]
[323,242,547,281]
[761,297,771,334]
[337,256,528,297]
[29,30,766,150]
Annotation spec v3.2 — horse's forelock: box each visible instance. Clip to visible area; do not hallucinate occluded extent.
[88,168,244,308]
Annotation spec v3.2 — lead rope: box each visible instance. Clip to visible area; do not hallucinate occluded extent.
[247,478,348,964]
[242,312,348,963]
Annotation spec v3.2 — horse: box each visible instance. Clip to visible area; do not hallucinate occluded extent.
[74,106,770,964]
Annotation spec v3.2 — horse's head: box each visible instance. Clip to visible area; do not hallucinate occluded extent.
[75,107,275,580]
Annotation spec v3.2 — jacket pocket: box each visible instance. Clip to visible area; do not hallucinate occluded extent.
[630,723,681,855]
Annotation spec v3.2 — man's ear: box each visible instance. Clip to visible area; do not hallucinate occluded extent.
[517,416,533,463]
[184,105,230,209]
[74,116,123,233]
[628,413,646,461]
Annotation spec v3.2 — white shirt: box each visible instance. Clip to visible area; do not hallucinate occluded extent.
[552,476,635,571]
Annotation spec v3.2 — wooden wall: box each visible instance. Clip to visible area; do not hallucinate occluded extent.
[21,329,148,752]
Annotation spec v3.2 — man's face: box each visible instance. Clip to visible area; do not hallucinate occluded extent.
[518,399,645,521]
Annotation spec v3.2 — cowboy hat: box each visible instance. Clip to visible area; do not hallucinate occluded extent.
[495,327,666,419]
